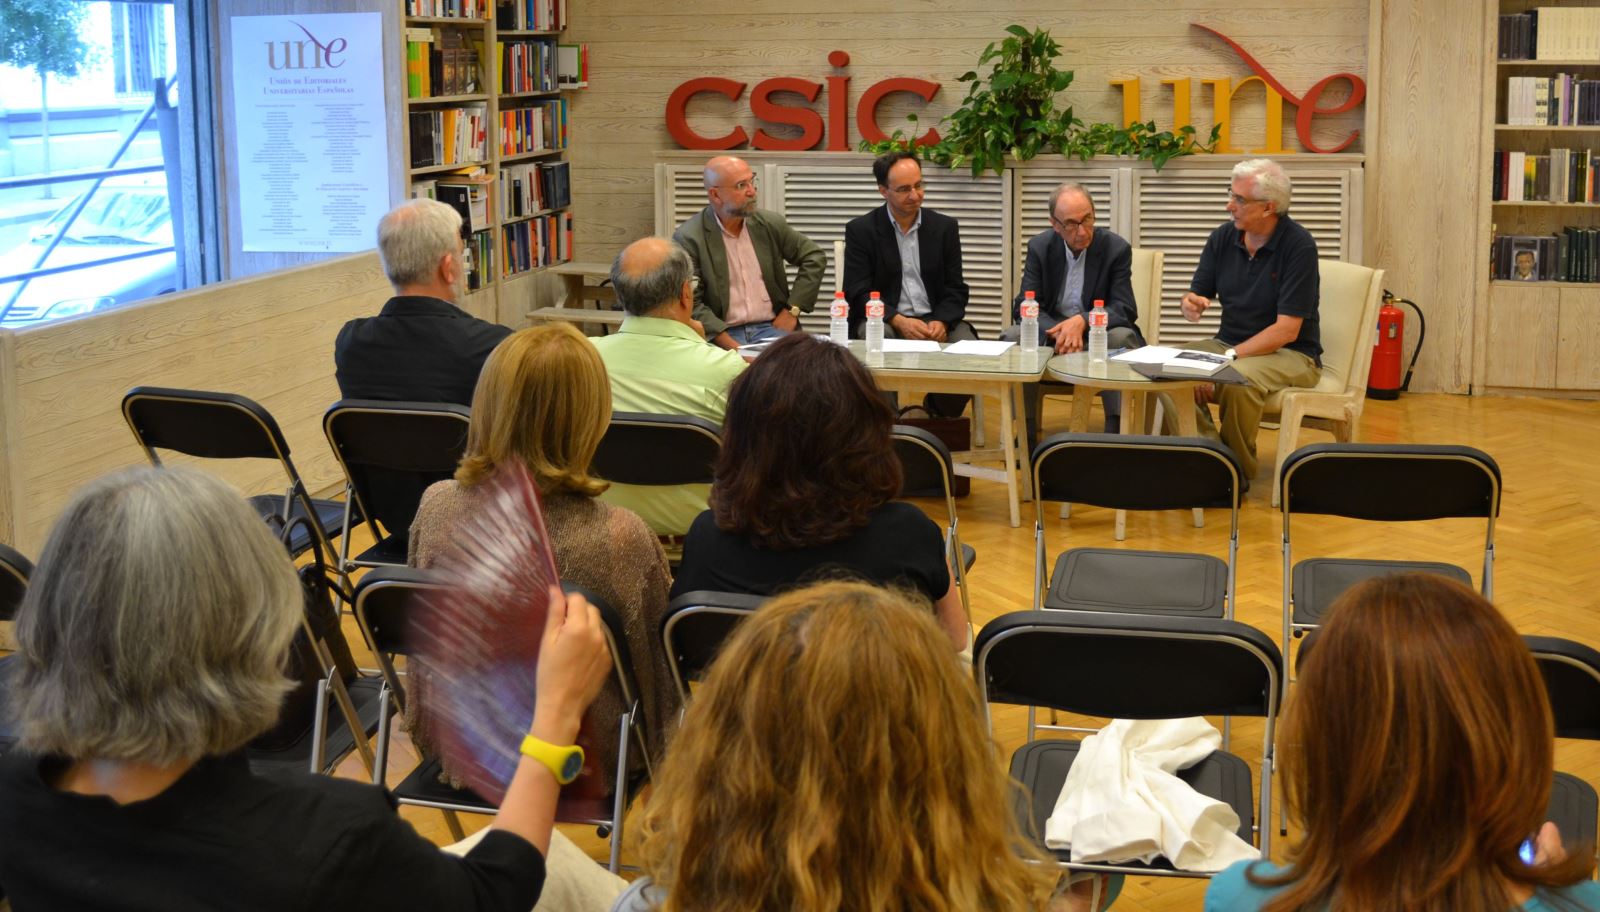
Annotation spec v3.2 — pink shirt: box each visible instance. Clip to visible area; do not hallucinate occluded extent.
[717,212,773,328]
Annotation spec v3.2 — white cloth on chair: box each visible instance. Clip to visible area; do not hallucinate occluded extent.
[1044,717,1258,872]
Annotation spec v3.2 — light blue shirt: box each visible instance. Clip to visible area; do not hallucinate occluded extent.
[887,207,931,317]
[1059,237,1087,319]
[1206,860,1600,911]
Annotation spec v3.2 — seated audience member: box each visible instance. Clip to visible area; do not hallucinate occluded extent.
[592,237,746,547]
[409,322,678,793]
[670,333,967,650]
[1206,573,1599,911]
[612,581,1115,912]
[335,198,512,405]
[0,465,610,910]
[1007,182,1145,440]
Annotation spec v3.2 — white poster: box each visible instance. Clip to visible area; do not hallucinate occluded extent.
[230,13,388,253]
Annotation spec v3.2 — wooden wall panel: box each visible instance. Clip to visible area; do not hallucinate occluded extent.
[0,252,392,553]
[1484,282,1560,389]
[1558,288,1600,390]
[564,1,1368,259]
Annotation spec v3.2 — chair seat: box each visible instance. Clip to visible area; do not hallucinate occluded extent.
[350,534,410,567]
[1008,738,1253,872]
[1549,771,1599,855]
[396,756,630,827]
[1291,559,1472,627]
[961,543,977,574]
[1045,548,1226,617]
[248,493,351,556]
[247,675,385,778]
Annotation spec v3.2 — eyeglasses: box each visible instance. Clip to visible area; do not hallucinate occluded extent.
[720,176,758,193]
[1051,212,1094,232]
[1229,192,1265,206]
[888,180,925,196]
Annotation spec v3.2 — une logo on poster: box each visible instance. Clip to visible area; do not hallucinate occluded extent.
[265,21,350,71]
[665,25,1366,155]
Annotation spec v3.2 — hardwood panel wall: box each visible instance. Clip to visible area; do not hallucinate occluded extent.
[0,253,393,554]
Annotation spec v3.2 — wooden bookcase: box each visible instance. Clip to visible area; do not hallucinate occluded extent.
[1485,0,1600,392]
[400,1,576,309]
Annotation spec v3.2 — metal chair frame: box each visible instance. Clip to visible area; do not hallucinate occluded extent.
[891,424,975,626]
[660,590,765,706]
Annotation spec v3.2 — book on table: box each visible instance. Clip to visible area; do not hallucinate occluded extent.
[1162,350,1235,376]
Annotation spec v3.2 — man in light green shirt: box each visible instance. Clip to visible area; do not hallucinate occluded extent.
[593,237,746,547]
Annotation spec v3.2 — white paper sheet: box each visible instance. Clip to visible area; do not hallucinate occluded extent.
[881,339,942,352]
[941,339,1016,356]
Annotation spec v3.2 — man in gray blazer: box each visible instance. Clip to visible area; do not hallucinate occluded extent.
[1007,182,1145,440]
[672,156,827,350]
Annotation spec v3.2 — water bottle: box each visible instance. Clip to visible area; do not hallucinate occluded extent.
[865,291,885,354]
[1088,299,1108,363]
[1019,291,1039,355]
[829,290,849,345]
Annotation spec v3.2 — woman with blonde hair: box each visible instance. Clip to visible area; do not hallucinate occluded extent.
[1206,573,1599,911]
[612,580,1114,912]
[409,321,677,793]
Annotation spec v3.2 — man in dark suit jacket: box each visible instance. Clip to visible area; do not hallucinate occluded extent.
[843,152,975,415]
[334,198,511,406]
[1008,183,1145,440]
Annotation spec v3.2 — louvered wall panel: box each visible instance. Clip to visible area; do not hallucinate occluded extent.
[1132,169,1353,345]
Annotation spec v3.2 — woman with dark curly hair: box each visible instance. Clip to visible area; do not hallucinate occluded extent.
[670,332,966,649]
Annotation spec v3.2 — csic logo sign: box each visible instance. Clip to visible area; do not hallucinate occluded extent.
[664,25,1366,155]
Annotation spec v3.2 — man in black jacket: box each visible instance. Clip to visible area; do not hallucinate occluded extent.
[843,151,974,416]
[334,199,511,406]
[1008,182,1145,440]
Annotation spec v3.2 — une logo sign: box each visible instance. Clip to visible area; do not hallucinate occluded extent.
[266,21,348,71]
[664,26,1367,155]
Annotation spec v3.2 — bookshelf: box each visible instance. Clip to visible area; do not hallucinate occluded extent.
[401,0,577,299]
[1484,2,1600,391]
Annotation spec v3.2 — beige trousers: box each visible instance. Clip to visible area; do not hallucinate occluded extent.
[1183,339,1320,478]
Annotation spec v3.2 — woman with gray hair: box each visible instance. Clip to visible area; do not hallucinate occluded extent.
[0,465,611,910]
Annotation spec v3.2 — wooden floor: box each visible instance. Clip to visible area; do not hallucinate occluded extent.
[337,391,1600,911]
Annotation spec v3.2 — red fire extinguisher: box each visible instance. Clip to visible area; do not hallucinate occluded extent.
[1367,291,1424,400]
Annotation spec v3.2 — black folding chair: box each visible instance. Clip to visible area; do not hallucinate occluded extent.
[661,590,764,705]
[892,424,976,625]
[975,610,1282,876]
[121,387,349,559]
[1526,635,1600,856]
[1031,433,1243,619]
[0,543,30,756]
[1279,443,1500,678]
[322,399,471,584]
[354,568,651,872]
[592,412,723,563]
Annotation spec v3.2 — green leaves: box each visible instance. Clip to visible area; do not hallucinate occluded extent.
[863,23,1211,177]
[0,0,91,79]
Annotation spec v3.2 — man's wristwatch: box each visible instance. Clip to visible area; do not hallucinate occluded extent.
[1224,347,1238,360]
[520,735,584,784]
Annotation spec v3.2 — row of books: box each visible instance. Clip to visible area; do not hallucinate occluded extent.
[407,0,488,18]
[1492,148,1600,203]
[1501,8,1600,61]
[1503,75,1600,126]
[500,100,567,156]
[467,229,495,290]
[500,160,570,218]
[500,39,557,94]
[495,0,566,32]
[405,29,482,98]
[409,105,489,168]
[1490,230,1600,283]
[503,212,573,277]
[557,44,588,87]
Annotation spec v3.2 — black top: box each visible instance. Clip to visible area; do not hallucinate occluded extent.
[842,206,969,333]
[334,296,513,406]
[0,752,545,911]
[1188,215,1321,363]
[670,502,951,604]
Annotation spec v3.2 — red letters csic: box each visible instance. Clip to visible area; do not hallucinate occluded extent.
[665,52,941,152]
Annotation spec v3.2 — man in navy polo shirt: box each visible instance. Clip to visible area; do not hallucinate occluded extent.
[1179,158,1321,480]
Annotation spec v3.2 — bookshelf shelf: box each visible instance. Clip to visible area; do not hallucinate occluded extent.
[1490,279,1600,287]
[1493,200,1600,207]
[1495,124,1600,131]
[1500,59,1600,66]
[402,2,575,292]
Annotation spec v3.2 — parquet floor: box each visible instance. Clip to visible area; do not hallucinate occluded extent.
[340,391,1600,911]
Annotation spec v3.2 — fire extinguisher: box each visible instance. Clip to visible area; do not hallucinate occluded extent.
[1367,290,1424,400]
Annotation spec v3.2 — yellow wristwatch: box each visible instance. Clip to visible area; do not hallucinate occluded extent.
[519,735,584,784]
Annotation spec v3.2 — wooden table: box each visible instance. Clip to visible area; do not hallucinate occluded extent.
[850,342,1048,528]
[526,261,621,332]
[1046,352,1209,539]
